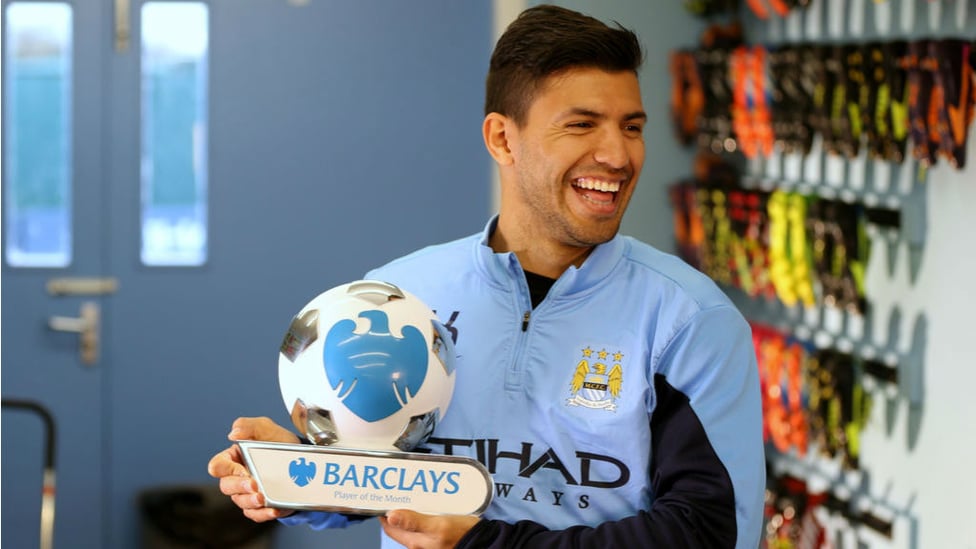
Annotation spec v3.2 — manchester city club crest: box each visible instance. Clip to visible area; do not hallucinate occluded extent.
[567,347,623,411]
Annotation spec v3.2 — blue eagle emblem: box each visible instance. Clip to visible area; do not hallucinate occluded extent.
[289,457,316,487]
[323,309,428,422]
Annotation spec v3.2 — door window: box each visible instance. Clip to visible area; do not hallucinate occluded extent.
[140,2,208,266]
[3,2,73,267]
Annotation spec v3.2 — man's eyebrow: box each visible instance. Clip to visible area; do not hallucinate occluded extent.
[561,107,604,119]
[558,108,647,121]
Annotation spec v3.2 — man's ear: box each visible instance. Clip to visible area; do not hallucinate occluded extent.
[483,112,515,166]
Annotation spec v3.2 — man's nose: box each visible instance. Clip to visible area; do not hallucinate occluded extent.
[593,128,630,169]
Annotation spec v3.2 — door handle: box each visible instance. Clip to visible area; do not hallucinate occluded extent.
[115,0,130,52]
[49,302,100,365]
[46,276,118,296]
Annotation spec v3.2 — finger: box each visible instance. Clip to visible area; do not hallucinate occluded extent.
[385,509,426,533]
[384,511,479,548]
[379,516,419,547]
[207,446,247,478]
[219,474,257,497]
[231,491,266,510]
[228,417,261,441]
[243,506,293,523]
[228,417,279,441]
[229,417,300,444]
[241,509,278,523]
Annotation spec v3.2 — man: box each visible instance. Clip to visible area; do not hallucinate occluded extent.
[208,5,764,548]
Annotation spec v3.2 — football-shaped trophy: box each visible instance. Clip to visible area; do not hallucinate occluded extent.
[238,280,492,516]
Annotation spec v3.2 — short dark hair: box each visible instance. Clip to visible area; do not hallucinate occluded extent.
[485,5,644,126]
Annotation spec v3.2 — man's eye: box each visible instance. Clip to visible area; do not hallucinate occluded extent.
[625,124,644,134]
[569,122,593,129]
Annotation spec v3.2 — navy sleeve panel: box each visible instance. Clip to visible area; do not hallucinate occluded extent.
[455,374,737,549]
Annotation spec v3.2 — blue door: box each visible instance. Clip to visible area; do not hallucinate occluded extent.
[2,1,491,547]
[3,1,111,547]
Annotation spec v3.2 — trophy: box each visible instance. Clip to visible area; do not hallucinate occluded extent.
[238,280,493,515]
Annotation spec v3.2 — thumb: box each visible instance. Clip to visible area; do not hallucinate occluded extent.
[229,417,300,444]
[227,417,259,441]
[385,509,425,532]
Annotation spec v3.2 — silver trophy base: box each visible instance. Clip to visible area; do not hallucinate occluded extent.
[238,440,493,516]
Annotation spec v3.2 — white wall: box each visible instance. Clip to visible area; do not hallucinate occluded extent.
[742,2,976,548]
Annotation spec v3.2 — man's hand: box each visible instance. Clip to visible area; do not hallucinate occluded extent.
[206,417,300,522]
[379,509,480,549]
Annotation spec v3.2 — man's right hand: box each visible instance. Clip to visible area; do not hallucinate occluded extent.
[207,416,300,522]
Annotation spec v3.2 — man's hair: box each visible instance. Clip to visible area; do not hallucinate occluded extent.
[485,5,644,126]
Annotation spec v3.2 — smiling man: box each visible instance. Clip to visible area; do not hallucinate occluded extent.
[209,5,765,548]
[485,66,646,278]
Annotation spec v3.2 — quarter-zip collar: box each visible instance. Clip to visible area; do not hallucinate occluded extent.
[473,215,627,298]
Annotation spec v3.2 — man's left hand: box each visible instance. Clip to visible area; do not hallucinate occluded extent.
[379,509,480,549]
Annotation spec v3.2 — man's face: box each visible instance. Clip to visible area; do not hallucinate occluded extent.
[508,67,646,250]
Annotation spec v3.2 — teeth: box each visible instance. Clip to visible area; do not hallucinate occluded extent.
[574,178,621,192]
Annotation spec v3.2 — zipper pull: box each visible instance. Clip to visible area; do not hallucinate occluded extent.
[521,311,531,332]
